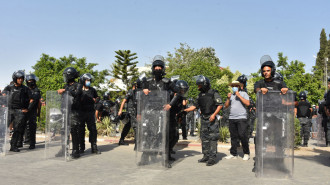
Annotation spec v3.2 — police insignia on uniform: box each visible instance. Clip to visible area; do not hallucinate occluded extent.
[216,98,221,103]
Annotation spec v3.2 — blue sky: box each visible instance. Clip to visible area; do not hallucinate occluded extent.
[1,0,329,89]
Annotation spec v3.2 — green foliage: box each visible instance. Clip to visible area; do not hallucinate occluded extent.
[110,50,139,91]
[32,54,109,98]
[37,105,46,132]
[96,117,116,137]
[166,43,233,100]
[294,118,302,147]
[219,126,230,143]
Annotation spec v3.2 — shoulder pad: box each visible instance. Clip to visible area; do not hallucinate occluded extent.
[162,78,170,83]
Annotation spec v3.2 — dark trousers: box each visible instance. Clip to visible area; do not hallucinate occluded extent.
[79,110,97,150]
[71,110,81,151]
[10,109,27,148]
[169,115,179,152]
[25,112,37,146]
[200,116,219,160]
[229,119,250,156]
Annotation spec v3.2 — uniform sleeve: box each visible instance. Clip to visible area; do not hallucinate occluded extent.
[254,81,261,93]
[193,98,199,109]
[95,102,103,111]
[93,88,98,99]
[214,91,223,106]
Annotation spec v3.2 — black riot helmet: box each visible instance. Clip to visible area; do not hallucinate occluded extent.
[299,91,307,100]
[151,55,166,78]
[12,70,25,83]
[260,55,276,77]
[274,72,283,81]
[80,73,94,86]
[237,74,247,88]
[175,80,189,96]
[63,67,79,83]
[195,75,210,92]
[103,92,110,100]
[25,74,38,88]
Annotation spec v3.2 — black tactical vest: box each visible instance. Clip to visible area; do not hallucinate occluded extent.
[198,89,216,116]
[297,101,311,118]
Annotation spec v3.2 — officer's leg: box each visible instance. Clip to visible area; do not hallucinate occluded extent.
[87,111,100,154]
[207,120,219,166]
[71,111,80,159]
[28,114,37,149]
[10,110,26,152]
[78,113,86,153]
[119,116,131,145]
[327,118,330,146]
[198,119,209,163]
[181,116,187,139]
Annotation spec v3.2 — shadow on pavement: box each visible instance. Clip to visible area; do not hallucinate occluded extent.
[294,148,330,167]
[79,143,120,159]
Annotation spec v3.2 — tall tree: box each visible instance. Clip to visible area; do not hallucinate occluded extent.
[110,50,139,91]
[313,29,329,89]
[166,43,232,99]
[32,54,109,98]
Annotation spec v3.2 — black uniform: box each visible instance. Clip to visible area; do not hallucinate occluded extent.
[140,76,175,165]
[254,78,286,93]
[325,91,330,145]
[79,87,98,152]
[95,100,115,120]
[3,84,32,151]
[64,82,82,157]
[318,101,328,145]
[25,87,41,148]
[169,94,185,153]
[186,101,195,136]
[296,101,312,146]
[194,89,222,162]
[119,89,138,145]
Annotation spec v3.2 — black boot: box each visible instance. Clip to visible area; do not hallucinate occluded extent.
[10,133,20,152]
[10,146,20,152]
[198,156,209,163]
[118,139,129,146]
[206,159,216,166]
[91,143,101,154]
[168,154,176,161]
[71,150,80,159]
[29,145,35,149]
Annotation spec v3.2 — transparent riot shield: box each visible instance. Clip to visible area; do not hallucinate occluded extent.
[136,90,169,168]
[0,95,9,156]
[45,91,72,161]
[316,114,326,146]
[255,91,294,178]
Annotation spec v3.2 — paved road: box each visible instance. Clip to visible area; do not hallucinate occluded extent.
[0,137,329,185]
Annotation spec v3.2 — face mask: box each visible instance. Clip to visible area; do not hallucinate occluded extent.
[85,81,91,87]
[232,87,238,93]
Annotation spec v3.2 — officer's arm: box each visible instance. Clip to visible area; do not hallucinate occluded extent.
[95,110,101,122]
[118,99,127,116]
[184,105,196,112]
[212,105,222,118]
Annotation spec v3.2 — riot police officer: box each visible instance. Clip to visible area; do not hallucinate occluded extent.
[165,80,189,160]
[3,70,33,152]
[57,67,82,159]
[24,74,41,149]
[184,75,223,166]
[254,55,288,94]
[186,98,195,136]
[296,91,312,147]
[95,92,115,122]
[318,93,328,146]
[78,73,100,154]
[139,55,176,167]
[117,81,140,146]
[237,74,248,92]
